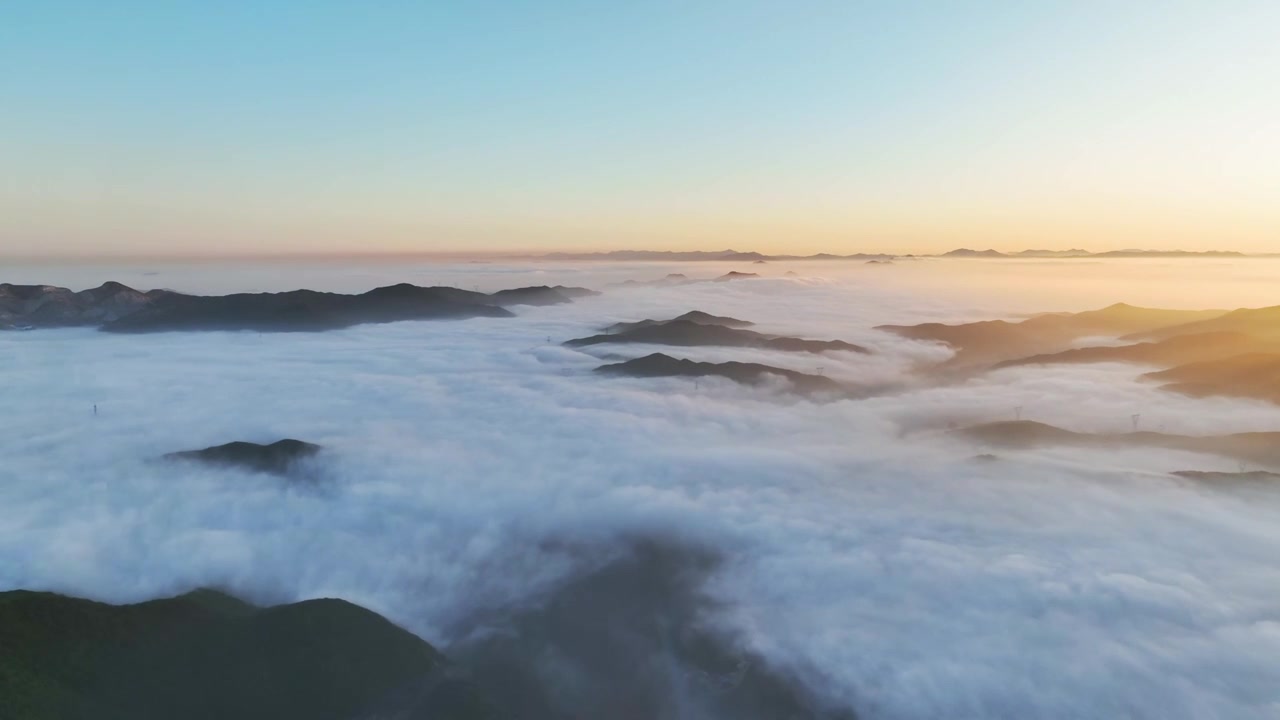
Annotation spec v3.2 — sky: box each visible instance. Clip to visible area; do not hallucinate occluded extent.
[2,1,1277,258]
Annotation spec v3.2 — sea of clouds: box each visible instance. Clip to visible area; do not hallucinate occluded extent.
[3,258,1280,718]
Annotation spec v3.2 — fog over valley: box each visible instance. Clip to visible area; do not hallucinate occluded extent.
[4,258,1280,719]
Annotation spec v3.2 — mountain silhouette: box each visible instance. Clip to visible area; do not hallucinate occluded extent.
[1170,470,1280,483]
[596,353,843,394]
[606,310,754,333]
[1144,353,1280,404]
[1,282,161,329]
[1125,305,1280,342]
[3,282,599,332]
[568,320,865,354]
[485,285,599,306]
[956,420,1280,468]
[879,303,1227,368]
[164,439,322,475]
[0,589,495,720]
[101,284,598,333]
[994,331,1277,371]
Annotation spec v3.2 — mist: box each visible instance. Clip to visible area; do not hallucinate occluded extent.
[3,259,1280,718]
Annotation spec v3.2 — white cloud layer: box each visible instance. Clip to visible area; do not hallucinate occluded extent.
[2,259,1280,718]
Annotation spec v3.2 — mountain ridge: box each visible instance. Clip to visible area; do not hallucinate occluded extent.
[532,248,1258,262]
[596,352,844,395]
[568,320,867,354]
[1,282,599,332]
[0,588,496,720]
[956,420,1280,468]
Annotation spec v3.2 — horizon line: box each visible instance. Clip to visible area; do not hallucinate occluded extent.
[2,247,1276,263]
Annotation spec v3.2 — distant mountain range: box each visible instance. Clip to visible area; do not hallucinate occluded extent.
[535,248,1254,261]
[538,249,898,261]
[877,302,1226,369]
[0,282,599,332]
[596,352,844,395]
[955,420,1280,469]
[884,298,1280,406]
[942,248,1248,259]
[566,317,867,354]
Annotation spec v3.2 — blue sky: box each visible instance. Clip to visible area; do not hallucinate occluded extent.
[2,1,1276,256]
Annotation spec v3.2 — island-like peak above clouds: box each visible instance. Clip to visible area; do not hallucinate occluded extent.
[101,286,506,333]
[955,420,1280,469]
[596,352,844,395]
[714,271,760,281]
[0,282,599,332]
[605,310,754,333]
[941,248,1008,258]
[164,439,322,476]
[567,320,867,354]
[0,281,159,329]
[878,303,1228,369]
[0,588,496,720]
[486,285,600,305]
[1171,470,1280,483]
[994,331,1280,371]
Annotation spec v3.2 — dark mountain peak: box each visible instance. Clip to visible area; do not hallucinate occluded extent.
[164,439,322,476]
[76,282,153,307]
[613,273,696,288]
[0,588,494,720]
[2,282,155,329]
[88,280,137,294]
[597,353,843,395]
[957,420,1078,445]
[605,352,693,374]
[100,283,536,333]
[6,280,598,332]
[169,588,258,616]
[0,283,64,299]
[715,271,759,281]
[487,285,599,306]
[363,282,424,296]
[674,310,753,327]
[570,320,865,354]
[605,311,755,333]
